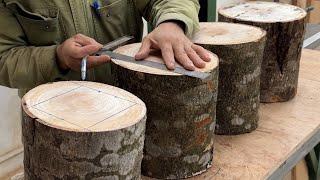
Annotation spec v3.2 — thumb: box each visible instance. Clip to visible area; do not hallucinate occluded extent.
[135,37,152,60]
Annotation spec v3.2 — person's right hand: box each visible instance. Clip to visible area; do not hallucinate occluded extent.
[56,34,110,71]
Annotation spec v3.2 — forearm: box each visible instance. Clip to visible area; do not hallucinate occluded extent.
[146,0,200,37]
[0,45,64,89]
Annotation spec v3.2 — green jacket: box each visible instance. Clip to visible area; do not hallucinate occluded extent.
[0,0,200,96]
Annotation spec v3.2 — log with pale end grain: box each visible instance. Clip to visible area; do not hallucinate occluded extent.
[219,2,307,103]
[193,22,266,135]
[21,81,146,180]
[111,43,219,179]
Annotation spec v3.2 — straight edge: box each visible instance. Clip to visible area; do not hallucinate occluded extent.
[266,127,320,180]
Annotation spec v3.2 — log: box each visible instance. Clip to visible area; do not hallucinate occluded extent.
[111,43,219,179]
[219,1,307,103]
[21,81,147,180]
[193,22,266,135]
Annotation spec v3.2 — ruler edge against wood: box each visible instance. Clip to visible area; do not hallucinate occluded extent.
[102,51,212,80]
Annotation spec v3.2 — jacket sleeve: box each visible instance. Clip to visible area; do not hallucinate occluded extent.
[0,2,64,89]
[135,0,200,38]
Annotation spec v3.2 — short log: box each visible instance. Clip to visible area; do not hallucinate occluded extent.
[21,81,146,180]
[219,2,307,102]
[112,43,219,179]
[193,22,266,134]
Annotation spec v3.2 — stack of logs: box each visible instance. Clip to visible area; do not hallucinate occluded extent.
[20,1,307,180]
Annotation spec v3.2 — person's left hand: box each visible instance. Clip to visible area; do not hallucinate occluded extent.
[135,22,211,71]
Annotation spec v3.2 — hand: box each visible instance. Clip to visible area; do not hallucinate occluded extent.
[56,34,110,71]
[135,22,211,71]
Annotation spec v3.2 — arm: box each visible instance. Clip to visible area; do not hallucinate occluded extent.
[0,2,109,89]
[0,2,63,89]
[136,0,200,37]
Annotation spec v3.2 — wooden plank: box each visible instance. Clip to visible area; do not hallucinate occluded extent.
[141,49,320,180]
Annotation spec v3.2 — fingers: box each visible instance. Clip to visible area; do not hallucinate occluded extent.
[71,45,101,58]
[192,44,211,62]
[185,46,206,68]
[73,34,102,47]
[86,55,111,69]
[160,44,175,70]
[135,37,152,60]
[173,45,195,71]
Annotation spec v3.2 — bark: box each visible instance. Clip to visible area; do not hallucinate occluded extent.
[219,14,306,103]
[113,66,219,179]
[197,37,266,135]
[21,110,146,180]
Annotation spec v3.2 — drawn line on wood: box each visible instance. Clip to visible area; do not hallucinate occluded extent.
[214,168,222,177]
[88,103,137,129]
[32,106,91,132]
[79,84,138,104]
[31,85,82,108]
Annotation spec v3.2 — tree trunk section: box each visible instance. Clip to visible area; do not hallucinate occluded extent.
[195,30,266,134]
[21,81,146,180]
[111,44,219,179]
[193,22,266,134]
[219,3,307,103]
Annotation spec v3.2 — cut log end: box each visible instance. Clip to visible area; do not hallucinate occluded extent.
[192,22,266,45]
[219,1,307,23]
[22,81,147,179]
[22,81,146,132]
[112,43,219,76]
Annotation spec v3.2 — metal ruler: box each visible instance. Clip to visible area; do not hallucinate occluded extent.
[99,51,211,80]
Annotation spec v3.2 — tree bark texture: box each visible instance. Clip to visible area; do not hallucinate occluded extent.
[219,14,306,103]
[21,110,146,180]
[113,66,219,179]
[196,37,266,135]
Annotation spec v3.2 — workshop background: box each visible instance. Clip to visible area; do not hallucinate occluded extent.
[0,0,320,179]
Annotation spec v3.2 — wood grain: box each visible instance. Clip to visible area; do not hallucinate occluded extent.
[22,81,146,132]
[219,1,306,23]
[112,43,218,76]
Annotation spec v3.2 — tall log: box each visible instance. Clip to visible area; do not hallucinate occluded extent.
[112,43,219,179]
[193,22,266,135]
[219,1,307,103]
[21,81,147,180]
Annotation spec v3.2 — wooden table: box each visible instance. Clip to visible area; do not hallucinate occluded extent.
[143,49,320,180]
[193,49,320,179]
[9,50,320,180]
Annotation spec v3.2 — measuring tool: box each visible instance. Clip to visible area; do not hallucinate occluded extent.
[99,51,211,80]
[81,36,211,80]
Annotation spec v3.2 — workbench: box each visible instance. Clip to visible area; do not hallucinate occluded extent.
[8,49,320,180]
[142,49,320,180]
